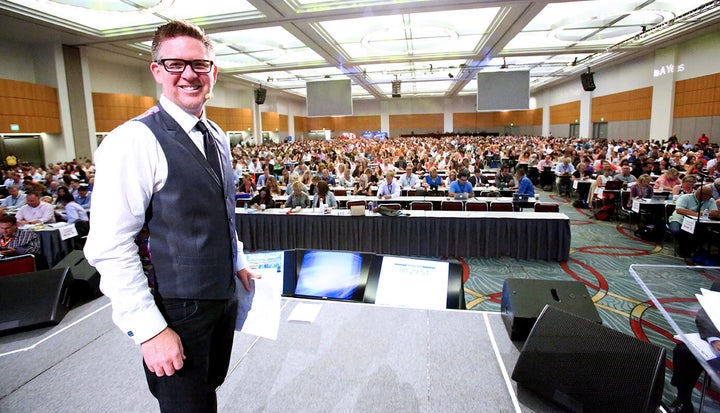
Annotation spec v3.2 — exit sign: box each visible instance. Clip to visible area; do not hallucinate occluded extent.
[10,124,19,131]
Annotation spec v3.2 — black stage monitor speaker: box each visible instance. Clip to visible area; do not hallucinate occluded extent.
[581,72,596,91]
[0,268,74,334]
[53,250,101,301]
[501,278,601,341]
[254,87,267,104]
[512,305,665,413]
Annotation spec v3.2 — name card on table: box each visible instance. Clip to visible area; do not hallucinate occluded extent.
[631,199,641,213]
[58,224,78,240]
[681,216,697,234]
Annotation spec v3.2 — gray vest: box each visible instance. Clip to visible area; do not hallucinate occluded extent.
[136,103,237,299]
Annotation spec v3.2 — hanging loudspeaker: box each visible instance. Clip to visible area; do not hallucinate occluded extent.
[581,72,596,91]
[254,88,267,104]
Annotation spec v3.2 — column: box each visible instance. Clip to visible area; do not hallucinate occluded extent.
[649,46,677,140]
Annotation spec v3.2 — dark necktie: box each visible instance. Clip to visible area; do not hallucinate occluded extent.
[196,121,223,184]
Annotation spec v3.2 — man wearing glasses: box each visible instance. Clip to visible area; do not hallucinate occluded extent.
[85,20,256,412]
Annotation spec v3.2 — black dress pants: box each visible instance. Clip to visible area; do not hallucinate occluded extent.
[671,342,704,403]
[145,297,238,413]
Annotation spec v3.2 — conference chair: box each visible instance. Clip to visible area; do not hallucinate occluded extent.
[618,190,636,225]
[333,188,347,196]
[489,201,514,212]
[441,200,463,211]
[533,202,560,213]
[0,254,36,278]
[410,201,433,211]
[465,201,488,211]
[346,200,366,209]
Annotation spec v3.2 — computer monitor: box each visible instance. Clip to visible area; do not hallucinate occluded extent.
[282,250,377,302]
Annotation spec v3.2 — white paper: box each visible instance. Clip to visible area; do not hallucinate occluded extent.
[238,270,282,340]
[287,302,322,322]
[572,180,578,189]
[58,224,78,240]
[595,187,604,197]
[676,332,719,361]
[681,215,697,234]
[375,256,449,310]
[697,288,720,332]
[631,199,640,213]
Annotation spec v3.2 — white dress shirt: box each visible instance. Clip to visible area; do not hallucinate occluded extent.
[84,95,249,345]
[377,179,401,198]
[16,201,56,223]
[398,173,420,188]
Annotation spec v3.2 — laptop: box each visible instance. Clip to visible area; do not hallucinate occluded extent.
[603,180,623,191]
[454,192,469,201]
[651,194,669,201]
[350,205,366,216]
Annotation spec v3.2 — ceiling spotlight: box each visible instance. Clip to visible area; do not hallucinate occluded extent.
[448,73,454,78]
[324,75,331,78]
[500,58,508,69]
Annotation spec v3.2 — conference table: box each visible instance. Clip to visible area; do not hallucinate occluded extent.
[271,194,539,211]
[236,208,570,261]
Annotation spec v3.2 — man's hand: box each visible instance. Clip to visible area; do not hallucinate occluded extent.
[237,267,258,292]
[141,327,185,377]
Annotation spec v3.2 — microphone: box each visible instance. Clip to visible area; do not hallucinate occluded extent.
[204,92,213,101]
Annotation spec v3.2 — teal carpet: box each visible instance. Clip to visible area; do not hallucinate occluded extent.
[461,189,718,409]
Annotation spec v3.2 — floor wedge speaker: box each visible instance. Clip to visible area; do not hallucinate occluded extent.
[501,278,601,341]
[512,305,665,413]
[53,250,101,301]
[0,267,74,334]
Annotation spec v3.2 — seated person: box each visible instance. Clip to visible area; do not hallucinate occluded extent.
[255,168,271,187]
[423,167,443,190]
[614,165,637,187]
[284,181,311,208]
[443,170,458,188]
[512,168,535,197]
[237,173,256,194]
[672,174,697,196]
[628,174,654,206]
[352,174,373,196]
[250,187,274,209]
[15,192,56,226]
[668,185,720,257]
[468,169,488,187]
[58,193,89,248]
[74,184,92,210]
[398,166,420,189]
[320,168,336,186]
[654,167,681,191]
[495,165,515,188]
[554,157,576,185]
[377,170,400,199]
[448,170,474,198]
[0,185,27,214]
[667,281,720,413]
[312,180,338,208]
[0,215,41,266]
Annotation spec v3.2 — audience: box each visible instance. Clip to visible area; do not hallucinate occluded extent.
[15,192,56,226]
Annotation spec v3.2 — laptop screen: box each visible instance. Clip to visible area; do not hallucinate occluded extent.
[454,192,468,200]
[604,180,623,190]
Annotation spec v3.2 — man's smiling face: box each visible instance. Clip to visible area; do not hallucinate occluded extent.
[151,36,217,118]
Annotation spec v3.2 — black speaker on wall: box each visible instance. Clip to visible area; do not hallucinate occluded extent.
[580,71,596,91]
[254,87,267,104]
[512,305,665,413]
[501,278,601,341]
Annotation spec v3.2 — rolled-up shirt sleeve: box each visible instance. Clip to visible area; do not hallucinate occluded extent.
[84,121,169,345]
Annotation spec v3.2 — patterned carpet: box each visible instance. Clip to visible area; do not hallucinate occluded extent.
[461,189,719,409]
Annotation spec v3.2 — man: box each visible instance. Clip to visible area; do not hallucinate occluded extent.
[613,164,637,187]
[255,167,271,187]
[15,192,55,225]
[513,168,535,197]
[668,185,720,257]
[554,157,575,195]
[74,184,92,210]
[320,168,336,186]
[448,169,474,198]
[0,185,27,213]
[377,170,400,199]
[84,20,256,412]
[468,169,488,187]
[0,215,40,257]
[398,166,420,189]
[667,281,720,413]
[495,165,515,188]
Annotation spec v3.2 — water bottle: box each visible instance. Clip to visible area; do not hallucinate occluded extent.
[244,201,248,212]
[702,209,709,220]
[319,203,326,214]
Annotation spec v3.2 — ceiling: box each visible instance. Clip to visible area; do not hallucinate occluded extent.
[0,0,719,101]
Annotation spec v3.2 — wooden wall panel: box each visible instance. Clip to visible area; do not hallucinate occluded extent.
[205,107,252,131]
[92,92,156,132]
[0,78,61,133]
[591,87,652,122]
[454,109,542,129]
[674,73,720,118]
[389,113,443,130]
[279,114,289,131]
[550,101,580,125]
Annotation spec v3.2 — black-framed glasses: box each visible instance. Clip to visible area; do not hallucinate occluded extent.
[156,59,214,74]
